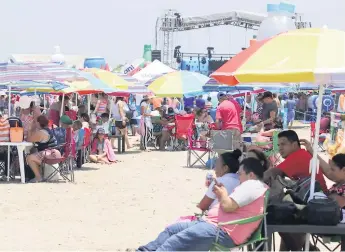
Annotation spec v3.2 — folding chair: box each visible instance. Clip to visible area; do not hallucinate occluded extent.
[253,131,281,166]
[65,110,77,120]
[211,190,269,252]
[82,127,92,163]
[310,122,327,152]
[173,114,195,151]
[42,130,76,182]
[187,129,211,168]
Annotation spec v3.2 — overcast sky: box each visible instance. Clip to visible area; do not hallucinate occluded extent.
[0,0,343,65]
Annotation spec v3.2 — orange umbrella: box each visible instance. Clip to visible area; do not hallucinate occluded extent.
[210,38,268,85]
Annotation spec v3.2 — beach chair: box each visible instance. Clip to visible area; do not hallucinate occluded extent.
[252,131,281,166]
[172,114,195,151]
[82,127,92,162]
[41,131,76,183]
[211,190,269,252]
[187,129,211,168]
[310,122,327,152]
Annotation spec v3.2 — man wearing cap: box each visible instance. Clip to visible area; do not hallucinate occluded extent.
[261,91,278,130]
[216,92,242,149]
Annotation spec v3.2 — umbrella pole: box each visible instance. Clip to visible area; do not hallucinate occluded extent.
[242,92,247,130]
[8,84,11,116]
[305,84,325,252]
[88,94,91,114]
[60,94,65,117]
[309,84,324,199]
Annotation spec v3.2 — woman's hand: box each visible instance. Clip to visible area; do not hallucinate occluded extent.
[213,182,228,200]
[300,139,313,154]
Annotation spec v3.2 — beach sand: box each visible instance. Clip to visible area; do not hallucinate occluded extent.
[0,123,339,251]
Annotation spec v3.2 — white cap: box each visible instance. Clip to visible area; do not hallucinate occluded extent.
[18,96,32,109]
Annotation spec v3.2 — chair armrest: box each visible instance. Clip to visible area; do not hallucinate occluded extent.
[217,213,267,226]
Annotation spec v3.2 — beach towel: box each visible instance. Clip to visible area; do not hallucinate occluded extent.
[91,138,116,162]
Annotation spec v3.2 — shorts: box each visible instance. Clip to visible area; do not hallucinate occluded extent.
[130,119,138,125]
[115,121,127,129]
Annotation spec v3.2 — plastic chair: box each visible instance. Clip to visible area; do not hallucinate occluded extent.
[186,129,211,167]
[211,190,269,251]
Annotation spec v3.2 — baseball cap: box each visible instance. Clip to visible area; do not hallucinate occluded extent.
[97,128,105,134]
[60,115,73,125]
[217,92,227,100]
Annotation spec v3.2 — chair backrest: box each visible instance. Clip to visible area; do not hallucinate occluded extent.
[175,114,195,137]
[64,127,76,158]
[310,121,316,140]
[52,127,66,145]
[83,128,92,147]
[271,130,280,153]
[210,130,234,151]
[65,110,77,120]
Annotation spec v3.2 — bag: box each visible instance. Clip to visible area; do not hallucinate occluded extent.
[303,197,342,226]
[286,177,323,204]
[10,122,23,142]
[266,175,295,204]
[267,202,298,224]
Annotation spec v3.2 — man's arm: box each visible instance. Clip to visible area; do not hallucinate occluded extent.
[219,195,239,213]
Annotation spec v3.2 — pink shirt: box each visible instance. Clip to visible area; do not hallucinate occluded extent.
[216,100,242,133]
[205,180,267,245]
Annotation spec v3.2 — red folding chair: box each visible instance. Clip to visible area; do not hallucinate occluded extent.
[187,129,211,168]
[65,110,77,120]
[82,128,92,162]
[172,114,195,150]
[41,130,76,182]
[310,122,327,152]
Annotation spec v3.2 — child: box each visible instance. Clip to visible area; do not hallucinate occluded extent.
[100,113,110,135]
[89,128,116,164]
[73,120,84,168]
[80,113,90,128]
[159,107,176,150]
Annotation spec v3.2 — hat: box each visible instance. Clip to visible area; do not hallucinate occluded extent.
[167,107,175,116]
[60,115,73,125]
[18,96,32,109]
[97,128,105,134]
[261,91,273,100]
[217,92,227,100]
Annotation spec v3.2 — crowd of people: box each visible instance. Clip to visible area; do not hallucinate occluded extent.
[3,89,345,250]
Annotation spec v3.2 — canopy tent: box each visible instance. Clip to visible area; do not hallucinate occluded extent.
[133,60,175,83]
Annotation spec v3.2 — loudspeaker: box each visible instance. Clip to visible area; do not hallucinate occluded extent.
[151,50,162,61]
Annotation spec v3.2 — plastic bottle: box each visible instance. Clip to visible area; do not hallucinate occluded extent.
[205,172,214,187]
[257,2,296,41]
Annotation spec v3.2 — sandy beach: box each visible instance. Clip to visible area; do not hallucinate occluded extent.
[0,123,339,251]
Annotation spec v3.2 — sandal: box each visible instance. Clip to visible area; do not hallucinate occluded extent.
[28,178,43,183]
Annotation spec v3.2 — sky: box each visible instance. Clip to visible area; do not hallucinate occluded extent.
[0,0,344,66]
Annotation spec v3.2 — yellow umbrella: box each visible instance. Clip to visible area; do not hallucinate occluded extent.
[211,28,345,84]
[83,68,131,90]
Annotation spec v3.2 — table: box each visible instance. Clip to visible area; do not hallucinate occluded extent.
[108,135,125,153]
[0,142,33,183]
[267,224,345,251]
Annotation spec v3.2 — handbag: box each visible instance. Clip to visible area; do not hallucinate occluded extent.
[303,197,342,226]
[10,122,23,142]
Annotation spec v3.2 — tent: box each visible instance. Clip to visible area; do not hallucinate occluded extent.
[132,60,175,82]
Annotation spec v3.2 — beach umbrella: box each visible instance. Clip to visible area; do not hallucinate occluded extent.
[211,27,345,211]
[83,68,132,90]
[148,71,210,97]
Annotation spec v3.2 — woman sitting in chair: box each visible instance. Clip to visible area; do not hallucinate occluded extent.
[89,128,116,164]
[26,115,61,183]
[198,150,241,211]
